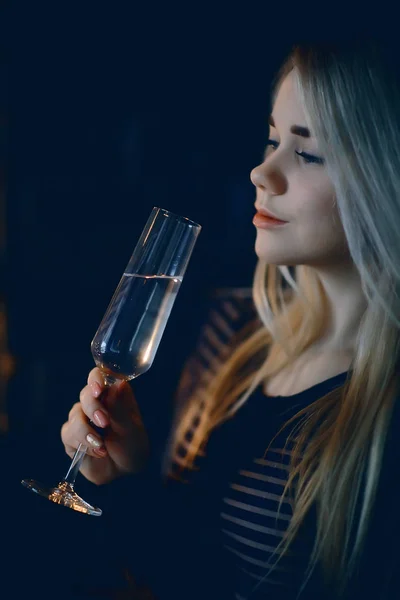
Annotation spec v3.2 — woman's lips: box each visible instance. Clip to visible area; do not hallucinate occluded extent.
[253,211,289,229]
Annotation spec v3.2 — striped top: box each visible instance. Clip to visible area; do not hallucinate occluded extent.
[217,383,346,600]
[163,288,349,599]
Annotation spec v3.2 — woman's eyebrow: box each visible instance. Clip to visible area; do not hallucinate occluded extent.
[269,114,312,139]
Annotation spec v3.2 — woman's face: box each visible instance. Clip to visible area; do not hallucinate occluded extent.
[250,69,350,267]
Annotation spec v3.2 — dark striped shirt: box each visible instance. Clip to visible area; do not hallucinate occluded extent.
[217,383,346,599]
[166,288,349,599]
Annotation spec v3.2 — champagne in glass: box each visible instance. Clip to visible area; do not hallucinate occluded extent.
[91,273,183,381]
[22,207,201,515]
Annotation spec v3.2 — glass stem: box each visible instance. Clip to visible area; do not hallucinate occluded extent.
[60,372,118,488]
[62,443,87,487]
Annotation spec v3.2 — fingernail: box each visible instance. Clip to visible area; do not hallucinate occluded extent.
[86,433,103,448]
[93,410,109,428]
[93,447,108,457]
[90,381,102,398]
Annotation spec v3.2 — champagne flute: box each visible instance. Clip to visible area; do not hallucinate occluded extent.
[22,207,201,516]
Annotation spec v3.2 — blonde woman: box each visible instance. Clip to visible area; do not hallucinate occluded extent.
[61,38,400,599]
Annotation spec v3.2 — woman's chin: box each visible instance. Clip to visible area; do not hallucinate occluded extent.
[255,239,285,263]
[254,243,298,266]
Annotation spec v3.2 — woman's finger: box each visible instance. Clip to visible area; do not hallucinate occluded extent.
[61,409,108,459]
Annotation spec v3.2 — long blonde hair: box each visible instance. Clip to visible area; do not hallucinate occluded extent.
[166,39,400,595]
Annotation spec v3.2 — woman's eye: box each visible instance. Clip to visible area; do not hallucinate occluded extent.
[295,151,325,165]
[264,139,324,166]
[264,139,278,153]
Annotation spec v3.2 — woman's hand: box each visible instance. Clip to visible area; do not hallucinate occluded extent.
[61,367,150,485]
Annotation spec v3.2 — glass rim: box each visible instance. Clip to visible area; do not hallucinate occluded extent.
[153,206,201,229]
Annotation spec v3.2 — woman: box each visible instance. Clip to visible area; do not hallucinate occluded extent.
[61,38,400,599]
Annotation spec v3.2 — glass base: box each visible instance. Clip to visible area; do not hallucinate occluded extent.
[21,478,102,516]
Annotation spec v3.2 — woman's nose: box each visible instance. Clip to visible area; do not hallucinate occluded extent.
[250,161,286,195]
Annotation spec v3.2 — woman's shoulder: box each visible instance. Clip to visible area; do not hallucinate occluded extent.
[173,287,258,403]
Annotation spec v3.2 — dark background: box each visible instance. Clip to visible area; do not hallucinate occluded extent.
[1,5,370,599]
